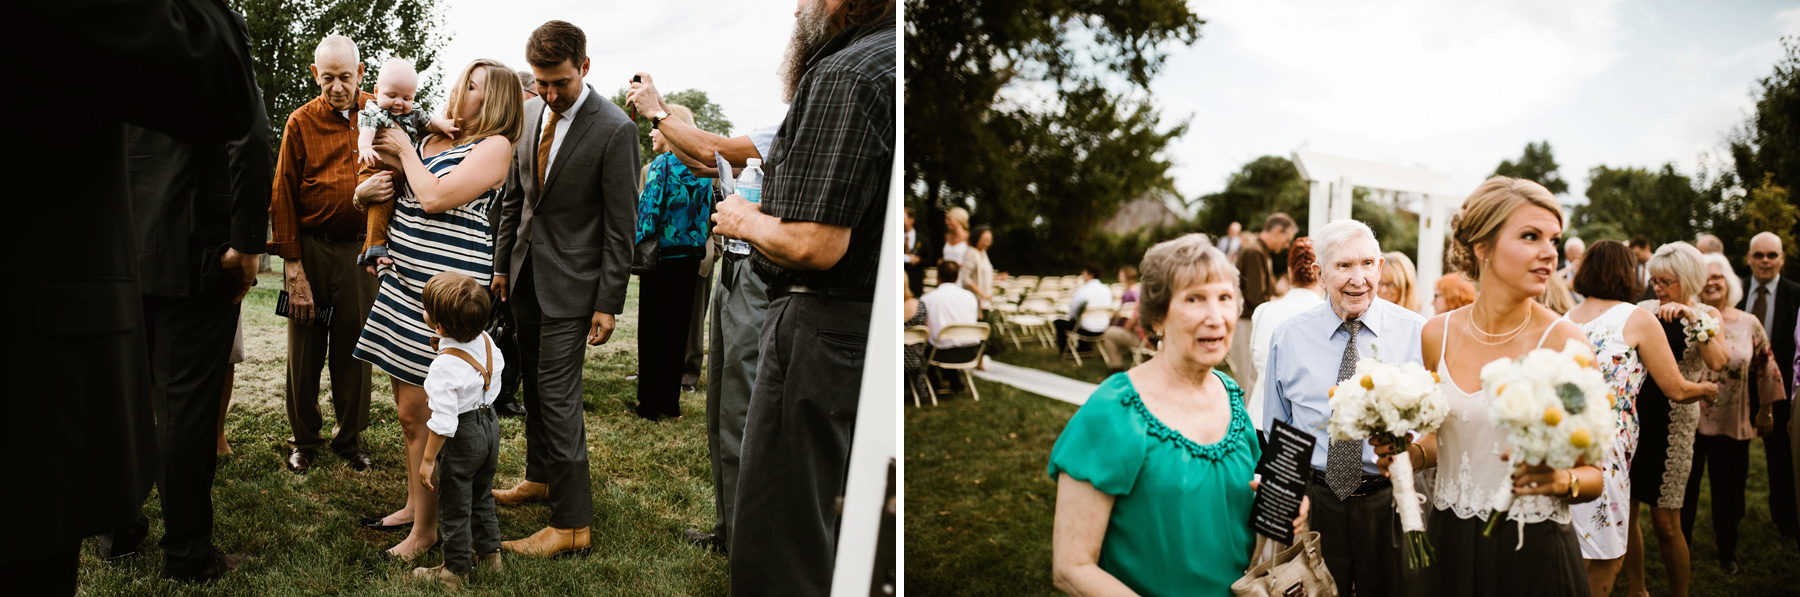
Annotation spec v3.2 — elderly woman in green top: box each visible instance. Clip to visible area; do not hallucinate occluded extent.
[1050,234,1308,595]
[631,103,712,421]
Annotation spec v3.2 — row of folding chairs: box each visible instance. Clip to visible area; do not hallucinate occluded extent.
[903,323,989,407]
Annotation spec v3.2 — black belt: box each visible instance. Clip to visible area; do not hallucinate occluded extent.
[307,231,366,243]
[1312,469,1392,498]
[767,283,875,303]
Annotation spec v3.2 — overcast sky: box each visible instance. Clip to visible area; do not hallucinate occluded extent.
[1155,0,1800,203]
[433,0,800,138]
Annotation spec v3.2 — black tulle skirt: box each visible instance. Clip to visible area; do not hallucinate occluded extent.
[1427,508,1591,596]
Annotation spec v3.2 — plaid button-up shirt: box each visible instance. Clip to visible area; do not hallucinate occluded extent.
[752,15,897,290]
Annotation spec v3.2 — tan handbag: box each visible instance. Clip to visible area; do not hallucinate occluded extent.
[1230,531,1336,597]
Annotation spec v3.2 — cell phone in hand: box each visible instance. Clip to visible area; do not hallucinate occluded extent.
[629,75,642,119]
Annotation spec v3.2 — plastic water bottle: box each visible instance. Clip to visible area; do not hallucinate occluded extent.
[725,158,763,256]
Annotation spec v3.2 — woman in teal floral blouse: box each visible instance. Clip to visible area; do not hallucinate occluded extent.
[630,104,712,421]
[1049,234,1307,595]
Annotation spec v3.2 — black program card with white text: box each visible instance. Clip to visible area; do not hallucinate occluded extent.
[1249,420,1316,543]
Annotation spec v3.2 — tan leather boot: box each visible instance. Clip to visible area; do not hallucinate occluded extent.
[501,526,591,558]
[492,480,549,506]
[412,565,465,591]
[474,550,504,575]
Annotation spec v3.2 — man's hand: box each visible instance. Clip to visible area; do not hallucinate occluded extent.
[419,457,437,491]
[588,311,616,346]
[711,193,763,244]
[625,72,665,118]
[357,170,397,206]
[221,248,259,304]
[492,274,508,303]
[1759,410,1776,436]
[285,260,315,326]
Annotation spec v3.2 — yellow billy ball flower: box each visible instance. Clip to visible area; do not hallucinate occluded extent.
[1544,407,1564,426]
[1570,428,1593,449]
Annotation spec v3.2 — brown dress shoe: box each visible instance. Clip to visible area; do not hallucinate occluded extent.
[474,550,504,575]
[285,449,313,473]
[501,526,590,558]
[492,480,549,506]
[340,449,374,472]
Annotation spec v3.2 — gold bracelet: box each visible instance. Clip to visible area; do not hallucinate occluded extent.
[1566,470,1580,500]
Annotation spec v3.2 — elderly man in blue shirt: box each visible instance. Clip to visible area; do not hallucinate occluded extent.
[1264,219,1427,597]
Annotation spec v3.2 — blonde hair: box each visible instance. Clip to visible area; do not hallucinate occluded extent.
[1448,176,1564,282]
[665,103,695,127]
[1647,241,1707,304]
[1138,234,1240,336]
[1536,275,1575,315]
[946,207,970,232]
[433,59,524,147]
[1380,251,1421,312]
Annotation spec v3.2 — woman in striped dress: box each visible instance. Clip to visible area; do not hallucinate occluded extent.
[352,58,523,560]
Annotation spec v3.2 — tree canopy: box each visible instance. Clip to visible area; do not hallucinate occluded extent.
[1493,141,1569,195]
[906,0,1203,272]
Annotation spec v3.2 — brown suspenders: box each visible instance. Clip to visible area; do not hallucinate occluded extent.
[437,335,494,392]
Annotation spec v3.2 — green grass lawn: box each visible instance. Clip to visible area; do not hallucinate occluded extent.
[904,343,1800,596]
[78,267,729,595]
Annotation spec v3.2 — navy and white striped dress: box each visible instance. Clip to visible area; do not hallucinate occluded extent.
[353,138,497,387]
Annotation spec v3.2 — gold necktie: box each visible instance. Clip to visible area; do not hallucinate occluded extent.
[536,110,562,188]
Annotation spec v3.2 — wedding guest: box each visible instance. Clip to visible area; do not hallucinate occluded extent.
[1564,240,1716,596]
[516,69,537,101]
[1696,234,1724,255]
[490,21,640,558]
[941,206,970,267]
[1630,235,1655,302]
[921,263,980,391]
[961,225,996,316]
[102,9,270,580]
[1379,176,1602,596]
[1682,253,1782,575]
[1379,251,1422,313]
[1539,274,1576,315]
[1742,232,1799,540]
[1266,221,1426,596]
[1053,263,1114,355]
[270,34,379,475]
[352,58,522,560]
[1624,241,1727,597]
[707,0,894,589]
[1248,237,1322,431]
[624,70,781,552]
[1560,237,1585,281]
[1050,234,1306,595]
[1217,221,1244,261]
[1099,265,1145,374]
[1231,212,1297,394]
[905,208,925,298]
[631,103,712,421]
[1433,273,1476,314]
[4,0,261,590]
[904,280,930,402]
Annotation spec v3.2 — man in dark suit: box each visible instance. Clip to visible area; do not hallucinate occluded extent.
[1632,235,1657,302]
[0,0,260,592]
[490,20,640,558]
[1744,232,1800,539]
[110,69,271,579]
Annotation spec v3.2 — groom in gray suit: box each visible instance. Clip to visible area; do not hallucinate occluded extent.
[490,20,640,557]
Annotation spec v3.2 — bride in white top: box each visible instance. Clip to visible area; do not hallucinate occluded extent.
[1375,176,1605,596]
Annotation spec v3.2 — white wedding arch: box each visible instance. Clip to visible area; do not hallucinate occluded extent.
[1292,149,1457,316]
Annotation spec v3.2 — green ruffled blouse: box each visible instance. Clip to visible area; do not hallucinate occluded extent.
[1047,369,1259,596]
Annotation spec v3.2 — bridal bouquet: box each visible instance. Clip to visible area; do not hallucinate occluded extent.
[1683,311,1720,346]
[1479,338,1615,537]
[1328,358,1450,569]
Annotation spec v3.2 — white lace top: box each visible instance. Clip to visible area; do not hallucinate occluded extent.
[1432,312,1570,524]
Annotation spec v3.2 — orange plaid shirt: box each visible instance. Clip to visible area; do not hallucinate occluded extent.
[267,91,377,259]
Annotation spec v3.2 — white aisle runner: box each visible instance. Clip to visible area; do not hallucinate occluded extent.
[969,359,1098,406]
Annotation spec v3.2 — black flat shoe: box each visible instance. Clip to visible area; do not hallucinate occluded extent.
[360,515,411,531]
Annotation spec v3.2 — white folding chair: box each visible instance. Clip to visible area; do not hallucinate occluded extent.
[1012,297,1056,347]
[928,323,991,401]
[1065,306,1115,367]
[904,326,934,407]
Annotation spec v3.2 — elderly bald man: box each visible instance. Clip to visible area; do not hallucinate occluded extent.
[1740,232,1800,540]
[269,34,380,475]
[1697,234,1725,255]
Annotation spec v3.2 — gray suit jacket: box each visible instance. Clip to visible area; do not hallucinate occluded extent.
[494,86,640,319]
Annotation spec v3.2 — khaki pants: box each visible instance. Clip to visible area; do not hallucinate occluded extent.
[284,234,377,455]
[1227,318,1256,390]
[1099,326,1141,370]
